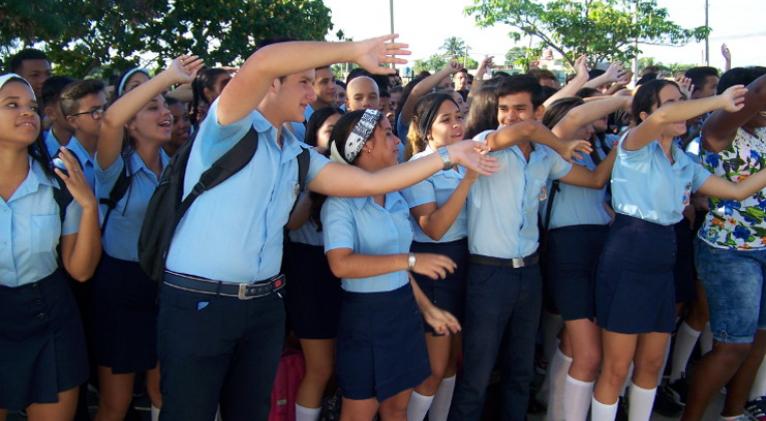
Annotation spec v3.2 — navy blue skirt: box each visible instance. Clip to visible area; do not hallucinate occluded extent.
[544,225,609,321]
[336,284,430,401]
[284,241,342,339]
[410,238,468,333]
[595,214,676,334]
[0,270,89,410]
[91,254,158,373]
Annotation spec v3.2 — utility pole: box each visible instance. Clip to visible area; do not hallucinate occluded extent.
[631,0,639,85]
[704,0,710,65]
[389,0,395,35]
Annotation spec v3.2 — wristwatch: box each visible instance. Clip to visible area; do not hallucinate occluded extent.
[437,146,454,170]
[408,253,417,270]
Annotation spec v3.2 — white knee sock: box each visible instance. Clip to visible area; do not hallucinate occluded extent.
[428,375,456,421]
[620,363,634,397]
[628,383,657,421]
[590,397,618,421]
[701,322,714,355]
[749,354,766,400]
[296,403,321,421]
[407,391,434,421]
[564,375,594,421]
[545,348,572,421]
[657,338,672,385]
[151,405,160,421]
[670,322,701,382]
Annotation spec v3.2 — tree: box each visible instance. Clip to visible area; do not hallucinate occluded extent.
[441,37,469,58]
[414,54,447,74]
[466,0,709,68]
[504,46,542,71]
[1,0,333,78]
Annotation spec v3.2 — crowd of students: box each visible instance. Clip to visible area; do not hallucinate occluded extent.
[1,33,766,421]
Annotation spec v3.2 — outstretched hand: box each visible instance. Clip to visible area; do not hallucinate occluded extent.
[560,140,593,162]
[166,55,205,85]
[449,140,499,176]
[676,76,695,99]
[353,34,411,75]
[718,84,748,113]
[574,54,589,78]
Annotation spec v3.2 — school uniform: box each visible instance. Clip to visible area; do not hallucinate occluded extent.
[595,136,710,334]
[159,100,330,421]
[449,131,573,421]
[284,213,342,340]
[90,151,168,373]
[44,131,93,191]
[541,153,611,321]
[401,146,469,331]
[0,158,88,411]
[321,192,430,401]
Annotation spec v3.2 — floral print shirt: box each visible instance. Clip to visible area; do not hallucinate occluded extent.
[699,127,766,250]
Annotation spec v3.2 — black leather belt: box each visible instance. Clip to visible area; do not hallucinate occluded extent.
[163,270,285,300]
[469,252,539,269]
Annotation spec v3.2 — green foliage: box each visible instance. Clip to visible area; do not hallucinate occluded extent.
[466,0,709,67]
[414,37,479,74]
[504,46,543,71]
[1,0,333,78]
[414,54,447,74]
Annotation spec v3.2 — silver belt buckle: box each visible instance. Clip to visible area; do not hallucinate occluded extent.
[512,257,525,269]
[238,283,250,300]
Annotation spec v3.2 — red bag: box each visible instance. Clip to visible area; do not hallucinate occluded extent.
[268,348,306,421]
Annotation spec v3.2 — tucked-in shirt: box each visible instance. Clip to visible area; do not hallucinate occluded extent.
[467,130,572,259]
[611,134,711,226]
[542,153,611,230]
[699,127,766,250]
[165,100,330,283]
[322,192,413,293]
[95,150,169,262]
[1,158,82,287]
[401,146,468,243]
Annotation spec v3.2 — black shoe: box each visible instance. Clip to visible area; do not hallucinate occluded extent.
[616,396,628,421]
[653,384,684,417]
[666,377,689,406]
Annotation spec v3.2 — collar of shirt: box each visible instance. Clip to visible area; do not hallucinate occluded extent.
[350,191,407,211]
[6,158,57,204]
[252,110,304,163]
[67,136,95,167]
[126,148,170,178]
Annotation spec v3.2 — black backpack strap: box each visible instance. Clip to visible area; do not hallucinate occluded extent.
[286,146,312,220]
[543,180,560,232]
[99,163,133,231]
[176,127,259,218]
[52,183,73,225]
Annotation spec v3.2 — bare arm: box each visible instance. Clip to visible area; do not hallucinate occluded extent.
[584,62,627,90]
[626,85,747,151]
[558,145,617,189]
[697,170,766,201]
[487,120,592,161]
[399,60,461,125]
[98,56,203,170]
[552,96,632,141]
[218,35,410,126]
[544,55,589,107]
[410,172,477,241]
[325,248,456,280]
[285,192,312,230]
[468,56,493,97]
[703,73,766,153]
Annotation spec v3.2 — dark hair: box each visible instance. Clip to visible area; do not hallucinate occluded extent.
[539,85,559,103]
[406,93,459,159]
[576,87,601,98]
[380,89,390,99]
[636,72,658,86]
[114,68,149,99]
[527,68,556,82]
[190,67,229,127]
[542,97,585,129]
[164,95,181,107]
[464,85,499,139]
[41,76,76,108]
[346,68,372,86]
[496,75,545,109]
[718,66,766,94]
[305,107,344,147]
[631,79,680,124]
[335,79,346,90]
[588,69,605,80]
[393,75,427,133]
[8,48,49,73]
[59,79,105,117]
[390,85,402,95]
[684,67,719,94]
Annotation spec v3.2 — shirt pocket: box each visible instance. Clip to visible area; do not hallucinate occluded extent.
[30,214,61,253]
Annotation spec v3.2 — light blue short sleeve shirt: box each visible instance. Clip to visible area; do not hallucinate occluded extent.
[95,151,169,262]
[542,154,611,229]
[611,135,711,226]
[165,100,330,283]
[467,130,572,258]
[321,192,413,293]
[401,146,468,243]
[1,159,82,287]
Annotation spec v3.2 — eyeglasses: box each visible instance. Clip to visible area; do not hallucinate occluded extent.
[69,107,105,120]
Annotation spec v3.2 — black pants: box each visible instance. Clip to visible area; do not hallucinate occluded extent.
[157,283,285,421]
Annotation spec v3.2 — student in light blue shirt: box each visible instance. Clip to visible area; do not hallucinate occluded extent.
[0,74,100,419]
[41,76,76,157]
[322,109,461,420]
[60,79,108,191]
[156,37,498,421]
[590,79,766,421]
[90,56,203,421]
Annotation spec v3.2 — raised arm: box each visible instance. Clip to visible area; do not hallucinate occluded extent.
[583,62,627,90]
[468,56,493,97]
[703,73,766,153]
[218,35,409,126]
[399,60,462,125]
[552,96,632,141]
[698,168,766,200]
[722,44,732,72]
[626,84,747,151]
[487,120,592,161]
[98,56,203,170]
[543,55,589,107]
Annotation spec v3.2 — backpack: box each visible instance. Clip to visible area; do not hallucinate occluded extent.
[138,127,310,282]
[99,155,133,231]
[268,348,306,421]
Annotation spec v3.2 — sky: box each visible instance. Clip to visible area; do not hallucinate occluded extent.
[322,0,766,72]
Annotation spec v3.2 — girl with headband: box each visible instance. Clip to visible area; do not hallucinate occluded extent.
[91,55,203,421]
[0,74,101,420]
[114,67,150,99]
[322,108,462,420]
